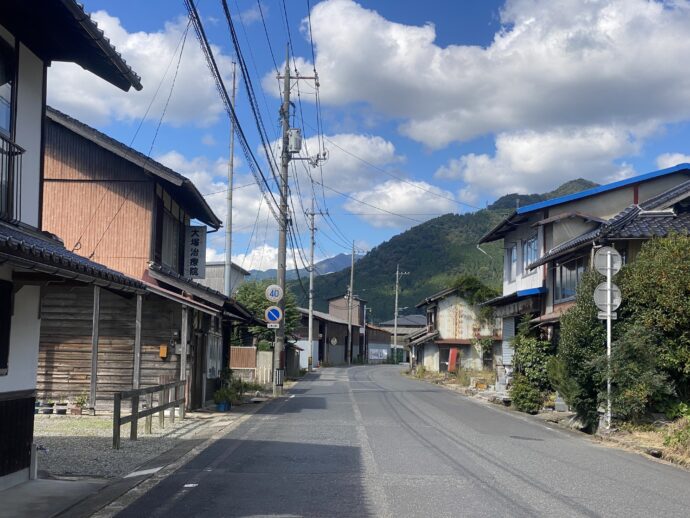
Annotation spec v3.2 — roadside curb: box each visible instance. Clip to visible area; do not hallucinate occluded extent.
[55,402,268,518]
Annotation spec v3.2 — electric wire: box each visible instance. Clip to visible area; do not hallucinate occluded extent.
[257,0,279,74]
[185,0,280,221]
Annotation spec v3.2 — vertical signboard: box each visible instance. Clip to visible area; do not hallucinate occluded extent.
[184,225,207,278]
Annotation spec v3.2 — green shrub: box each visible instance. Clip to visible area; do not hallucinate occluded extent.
[455,368,471,387]
[664,417,690,455]
[556,270,607,429]
[510,374,544,414]
[546,357,579,406]
[415,365,427,379]
[592,323,673,421]
[662,401,690,420]
[513,329,553,392]
[617,235,690,399]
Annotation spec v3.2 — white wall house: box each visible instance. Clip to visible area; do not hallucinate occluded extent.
[479,164,690,377]
[0,1,141,490]
[412,288,500,373]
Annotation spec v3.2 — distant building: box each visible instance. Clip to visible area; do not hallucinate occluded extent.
[378,314,427,344]
[198,261,251,296]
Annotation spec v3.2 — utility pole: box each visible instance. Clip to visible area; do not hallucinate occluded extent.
[393,264,409,364]
[224,62,237,297]
[274,49,291,397]
[274,47,321,393]
[306,199,326,372]
[346,241,355,365]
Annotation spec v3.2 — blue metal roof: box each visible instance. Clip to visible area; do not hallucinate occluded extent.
[516,163,690,215]
[516,287,547,297]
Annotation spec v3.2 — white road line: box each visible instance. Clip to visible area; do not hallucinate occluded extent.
[124,467,162,479]
[183,483,198,488]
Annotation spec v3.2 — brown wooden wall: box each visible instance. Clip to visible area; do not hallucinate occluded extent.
[230,347,256,369]
[42,120,154,279]
[37,285,188,410]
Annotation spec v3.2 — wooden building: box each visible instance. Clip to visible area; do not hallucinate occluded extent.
[37,107,249,411]
[0,0,142,490]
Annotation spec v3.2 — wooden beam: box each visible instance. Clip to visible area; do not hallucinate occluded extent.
[89,285,101,411]
[132,293,143,389]
[180,306,188,420]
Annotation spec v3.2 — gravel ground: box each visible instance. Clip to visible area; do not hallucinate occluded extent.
[34,411,225,479]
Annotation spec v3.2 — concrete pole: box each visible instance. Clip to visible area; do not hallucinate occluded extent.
[224,62,237,297]
[394,264,399,363]
[274,48,291,397]
[347,241,355,364]
[308,198,315,371]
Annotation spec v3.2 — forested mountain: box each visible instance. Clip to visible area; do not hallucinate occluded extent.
[288,179,599,322]
[250,253,363,281]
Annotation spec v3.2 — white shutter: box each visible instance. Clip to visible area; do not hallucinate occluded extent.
[502,317,515,366]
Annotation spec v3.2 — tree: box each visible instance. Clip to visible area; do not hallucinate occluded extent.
[617,235,690,398]
[235,280,300,342]
[555,270,607,429]
[510,316,554,413]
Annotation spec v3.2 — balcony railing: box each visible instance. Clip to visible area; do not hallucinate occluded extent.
[0,134,24,223]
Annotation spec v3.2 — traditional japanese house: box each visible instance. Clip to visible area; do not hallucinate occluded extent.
[411,287,501,373]
[37,107,245,411]
[0,0,142,489]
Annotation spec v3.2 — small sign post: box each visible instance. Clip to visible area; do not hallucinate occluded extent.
[593,246,622,431]
[265,284,283,303]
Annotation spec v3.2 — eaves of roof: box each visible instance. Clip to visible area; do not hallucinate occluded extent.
[0,0,141,91]
[46,107,222,229]
[415,286,459,308]
[0,223,145,293]
[147,262,226,307]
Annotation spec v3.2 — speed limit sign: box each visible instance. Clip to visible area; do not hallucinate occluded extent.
[265,284,283,303]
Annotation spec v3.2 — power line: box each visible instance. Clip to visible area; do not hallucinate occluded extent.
[202,182,254,197]
[257,0,279,74]
[185,0,280,221]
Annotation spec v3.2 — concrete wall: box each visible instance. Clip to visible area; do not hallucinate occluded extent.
[436,294,495,340]
[15,43,44,227]
[421,343,439,372]
[502,216,545,296]
[1,285,40,392]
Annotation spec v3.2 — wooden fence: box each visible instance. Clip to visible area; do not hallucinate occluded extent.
[112,380,185,449]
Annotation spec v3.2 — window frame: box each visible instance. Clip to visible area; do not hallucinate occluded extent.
[0,37,16,138]
[522,235,538,274]
[553,255,587,303]
[506,244,517,282]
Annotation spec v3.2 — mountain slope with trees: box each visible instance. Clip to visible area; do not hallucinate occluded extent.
[289,179,598,322]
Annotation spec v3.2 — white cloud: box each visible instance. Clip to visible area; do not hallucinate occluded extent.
[297,0,690,149]
[656,152,690,169]
[155,150,271,231]
[436,126,638,198]
[232,244,307,272]
[238,2,266,25]
[344,180,456,228]
[270,132,404,193]
[48,12,234,127]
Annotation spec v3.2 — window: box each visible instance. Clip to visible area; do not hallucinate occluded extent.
[522,236,538,272]
[553,256,587,302]
[161,208,180,271]
[0,280,12,375]
[506,244,517,282]
[0,40,15,136]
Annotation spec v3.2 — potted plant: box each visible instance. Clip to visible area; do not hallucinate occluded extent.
[55,400,68,415]
[41,400,55,414]
[214,388,231,412]
[71,393,88,415]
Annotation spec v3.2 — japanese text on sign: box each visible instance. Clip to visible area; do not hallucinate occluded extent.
[184,225,207,278]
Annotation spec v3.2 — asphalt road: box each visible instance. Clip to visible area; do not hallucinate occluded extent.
[117,366,690,517]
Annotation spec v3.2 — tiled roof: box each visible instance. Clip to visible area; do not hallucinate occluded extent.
[528,180,690,269]
[0,223,145,291]
[148,262,227,301]
[480,163,690,244]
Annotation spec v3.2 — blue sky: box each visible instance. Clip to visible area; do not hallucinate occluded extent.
[47,0,690,271]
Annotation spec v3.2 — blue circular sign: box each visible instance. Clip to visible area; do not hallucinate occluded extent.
[265,306,283,323]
